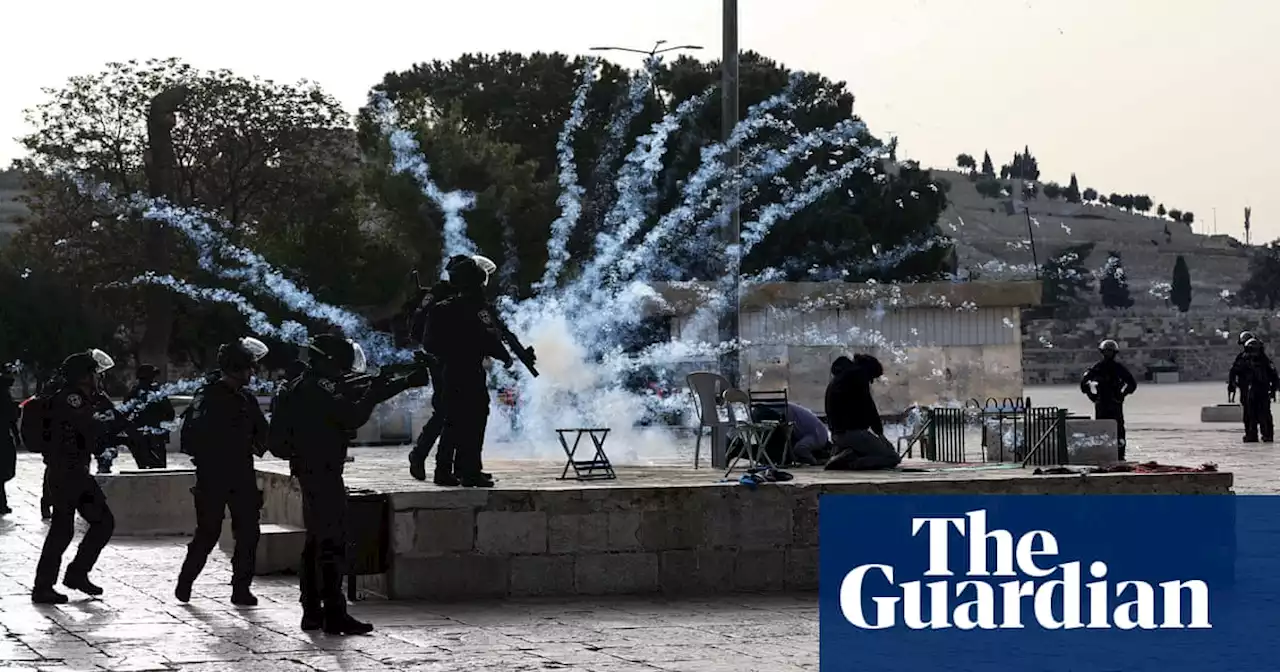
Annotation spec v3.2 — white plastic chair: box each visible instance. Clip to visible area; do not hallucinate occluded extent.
[686,372,732,469]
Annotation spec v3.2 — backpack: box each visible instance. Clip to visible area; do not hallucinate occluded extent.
[19,394,54,453]
[267,377,302,459]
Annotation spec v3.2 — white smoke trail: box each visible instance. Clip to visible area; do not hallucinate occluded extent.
[537,58,601,291]
[118,272,309,344]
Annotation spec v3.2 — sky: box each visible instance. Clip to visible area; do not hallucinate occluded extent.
[2,0,1277,241]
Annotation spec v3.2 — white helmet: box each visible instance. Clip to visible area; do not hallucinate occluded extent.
[472,255,497,286]
[238,337,269,362]
[90,349,115,374]
[348,339,368,374]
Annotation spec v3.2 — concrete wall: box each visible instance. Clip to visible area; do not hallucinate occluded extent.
[672,304,1026,412]
[378,472,1230,600]
[1023,311,1277,384]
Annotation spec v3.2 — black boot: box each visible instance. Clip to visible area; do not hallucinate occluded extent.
[31,587,69,604]
[175,577,193,603]
[433,472,460,487]
[459,473,494,488]
[324,612,375,636]
[409,455,427,482]
[301,609,325,632]
[63,573,103,596]
[231,585,258,606]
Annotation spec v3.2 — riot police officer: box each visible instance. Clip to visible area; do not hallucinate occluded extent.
[32,350,130,604]
[428,255,516,488]
[278,334,425,634]
[124,364,175,469]
[1,373,17,515]
[175,337,271,606]
[1229,338,1278,443]
[1080,340,1138,461]
[406,275,456,484]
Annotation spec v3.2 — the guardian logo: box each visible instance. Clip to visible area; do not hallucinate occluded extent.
[840,510,1211,631]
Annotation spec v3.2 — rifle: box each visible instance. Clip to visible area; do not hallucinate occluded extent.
[343,349,437,391]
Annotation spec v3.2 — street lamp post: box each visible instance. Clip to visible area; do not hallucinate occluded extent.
[588,40,704,59]
[718,0,741,391]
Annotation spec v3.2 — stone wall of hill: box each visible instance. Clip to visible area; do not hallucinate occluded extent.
[1021,309,1278,384]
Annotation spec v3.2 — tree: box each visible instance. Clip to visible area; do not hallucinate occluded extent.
[956,153,976,172]
[1099,252,1135,308]
[1064,173,1081,203]
[1182,211,1195,225]
[981,151,995,177]
[1083,187,1098,202]
[1239,241,1280,310]
[1042,182,1062,200]
[1170,255,1192,312]
[1003,146,1040,181]
[0,263,115,386]
[1158,203,1167,217]
[1098,195,1109,205]
[13,58,392,367]
[975,178,1003,198]
[1132,195,1153,213]
[1041,242,1095,307]
[1169,208,1183,222]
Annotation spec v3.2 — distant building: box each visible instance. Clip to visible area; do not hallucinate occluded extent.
[649,281,1043,413]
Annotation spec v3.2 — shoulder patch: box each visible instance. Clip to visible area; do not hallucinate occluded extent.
[66,393,83,409]
[318,379,336,393]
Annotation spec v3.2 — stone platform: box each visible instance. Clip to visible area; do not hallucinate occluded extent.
[251,452,1233,601]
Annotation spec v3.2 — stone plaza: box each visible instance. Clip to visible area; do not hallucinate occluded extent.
[0,381,1267,670]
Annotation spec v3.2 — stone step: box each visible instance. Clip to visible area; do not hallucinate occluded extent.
[219,522,305,575]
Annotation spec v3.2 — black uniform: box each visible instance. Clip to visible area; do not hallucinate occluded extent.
[1,377,18,515]
[176,378,268,600]
[33,385,130,600]
[407,281,453,479]
[288,368,410,632]
[1229,352,1279,442]
[1080,359,1138,460]
[124,380,175,469]
[429,286,512,485]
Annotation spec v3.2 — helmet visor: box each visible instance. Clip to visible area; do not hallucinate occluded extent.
[472,255,497,286]
[349,340,368,374]
[240,337,270,362]
[90,349,115,374]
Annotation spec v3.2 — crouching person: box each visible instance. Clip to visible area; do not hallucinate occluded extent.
[823,354,901,471]
[175,337,270,606]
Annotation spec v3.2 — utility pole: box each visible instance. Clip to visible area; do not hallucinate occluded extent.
[589,39,703,59]
[1245,207,1252,246]
[718,0,741,391]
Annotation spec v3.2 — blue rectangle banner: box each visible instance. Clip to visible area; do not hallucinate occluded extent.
[819,495,1280,671]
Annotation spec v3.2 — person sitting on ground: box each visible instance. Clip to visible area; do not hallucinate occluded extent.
[786,402,831,465]
[823,354,901,471]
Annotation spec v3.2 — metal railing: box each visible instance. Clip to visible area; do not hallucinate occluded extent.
[897,398,1068,466]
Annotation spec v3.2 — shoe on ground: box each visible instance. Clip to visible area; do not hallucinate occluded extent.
[301,611,324,632]
[1244,436,1259,443]
[324,614,374,636]
[63,574,103,596]
[459,474,494,488]
[433,474,460,487]
[31,587,69,604]
[175,579,193,603]
[409,456,427,481]
[0,506,11,515]
[230,587,258,607]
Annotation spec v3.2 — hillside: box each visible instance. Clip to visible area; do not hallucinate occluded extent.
[934,169,1254,308]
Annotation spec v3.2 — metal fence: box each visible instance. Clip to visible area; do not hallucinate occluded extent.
[899,398,1069,466]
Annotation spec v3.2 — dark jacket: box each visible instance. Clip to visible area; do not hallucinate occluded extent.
[1080,359,1137,405]
[825,355,885,436]
[1,391,17,482]
[46,385,130,474]
[183,379,268,477]
[1229,352,1279,395]
[288,370,410,475]
[424,287,511,366]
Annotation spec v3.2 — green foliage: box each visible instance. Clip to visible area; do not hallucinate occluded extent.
[1132,195,1153,213]
[1182,211,1195,225]
[1002,146,1040,181]
[0,263,115,382]
[956,153,976,172]
[1064,174,1081,203]
[1170,255,1192,312]
[981,151,995,176]
[975,178,1003,199]
[1239,240,1280,310]
[1083,187,1098,202]
[1099,251,1135,309]
[1041,242,1095,308]
[1042,182,1062,199]
[1169,208,1183,222]
[1158,203,1167,217]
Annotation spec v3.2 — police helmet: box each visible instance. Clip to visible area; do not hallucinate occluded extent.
[350,340,368,374]
[136,364,160,381]
[62,349,115,378]
[445,255,487,289]
[1246,338,1264,353]
[308,334,356,372]
[1099,339,1120,354]
[1239,331,1256,346]
[472,255,497,286]
[218,337,269,372]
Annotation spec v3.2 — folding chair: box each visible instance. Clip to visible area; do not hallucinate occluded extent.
[748,388,794,465]
[722,388,779,476]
